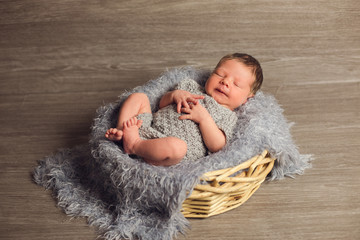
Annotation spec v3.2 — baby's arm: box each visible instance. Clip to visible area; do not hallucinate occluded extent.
[179,103,226,152]
[159,90,204,113]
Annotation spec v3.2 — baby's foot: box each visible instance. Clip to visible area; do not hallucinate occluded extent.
[105,128,123,141]
[122,117,143,155]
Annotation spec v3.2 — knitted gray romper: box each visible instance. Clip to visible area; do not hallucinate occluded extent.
[137,78,238,161]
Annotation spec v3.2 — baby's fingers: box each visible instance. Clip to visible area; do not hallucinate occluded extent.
[187,95,204,104]
[180,107,191,114]
[189,94,204,102]
[186,97,198,105]
[193,94,205,100]
[179,114,192,120]
[177,102,182,113]
[177,100,189,113]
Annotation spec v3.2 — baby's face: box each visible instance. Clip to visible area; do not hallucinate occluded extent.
[205,59,255,110]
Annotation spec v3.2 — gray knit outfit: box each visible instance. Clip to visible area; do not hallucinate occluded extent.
[137,78,238,161]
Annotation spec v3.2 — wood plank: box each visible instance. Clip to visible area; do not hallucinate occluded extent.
[0,0,359,239]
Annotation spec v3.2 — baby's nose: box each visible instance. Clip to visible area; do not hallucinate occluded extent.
[221,77,231,86]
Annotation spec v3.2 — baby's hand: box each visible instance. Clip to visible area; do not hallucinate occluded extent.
[171,90,204,113]
[179,102,211,124]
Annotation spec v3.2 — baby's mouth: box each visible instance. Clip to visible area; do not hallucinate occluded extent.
[215,88,227,96]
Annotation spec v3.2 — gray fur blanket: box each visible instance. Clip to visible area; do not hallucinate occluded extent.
[33,67,312,240]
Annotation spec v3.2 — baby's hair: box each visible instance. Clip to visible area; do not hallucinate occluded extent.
[215,53,263,94]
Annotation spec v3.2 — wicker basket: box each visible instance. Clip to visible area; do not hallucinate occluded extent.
[181,150,275,218]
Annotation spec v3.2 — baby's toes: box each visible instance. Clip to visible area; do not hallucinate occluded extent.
[129,117,136,125]
[115,130,123,137]
[126,118,136,127]
[136,119,143,128]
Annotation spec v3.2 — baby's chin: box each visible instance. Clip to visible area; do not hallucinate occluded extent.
[211,96,232,110]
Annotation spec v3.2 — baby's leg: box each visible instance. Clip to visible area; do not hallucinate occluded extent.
[105,92,151,141]
[123,117,187,166]
[117,93,152,129]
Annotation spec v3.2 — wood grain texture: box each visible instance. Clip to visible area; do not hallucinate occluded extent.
[1,0,359,239]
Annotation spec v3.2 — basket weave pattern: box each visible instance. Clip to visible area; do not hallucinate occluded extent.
[181,150,275,218]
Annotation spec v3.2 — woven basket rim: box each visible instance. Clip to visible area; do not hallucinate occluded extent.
[181,150,275,218]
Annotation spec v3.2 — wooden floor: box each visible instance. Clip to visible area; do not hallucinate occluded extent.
[1,0,359,239]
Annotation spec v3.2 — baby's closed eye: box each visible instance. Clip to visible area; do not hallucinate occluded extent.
[234,82,241,88]
[214,71,225,78]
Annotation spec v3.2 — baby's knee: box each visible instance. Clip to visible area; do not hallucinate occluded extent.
[128,92,151,113]
[168,138,187,161]
[128,92,150,103]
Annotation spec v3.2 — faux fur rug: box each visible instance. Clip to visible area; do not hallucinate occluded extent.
[33,67,312,240]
